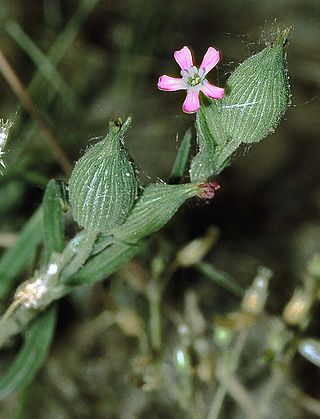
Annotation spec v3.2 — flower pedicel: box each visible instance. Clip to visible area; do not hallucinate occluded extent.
[158,46,224,114]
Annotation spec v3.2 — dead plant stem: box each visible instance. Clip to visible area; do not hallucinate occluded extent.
[0,49,72,175]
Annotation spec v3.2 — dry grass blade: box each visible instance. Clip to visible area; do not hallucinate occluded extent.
[0,49,72,175]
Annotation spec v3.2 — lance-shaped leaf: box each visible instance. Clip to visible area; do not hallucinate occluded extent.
[170,129,192,182]
[0,208,43,299]
[65,241,143,286]
[0,307,56,400]
[42,179,67,263]
[190,29,291,181]
[0,179,66,398]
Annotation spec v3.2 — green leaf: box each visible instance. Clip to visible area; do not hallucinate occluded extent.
[67,182,201,286]
[43,180,66,263]
[0,306,57,400]
[0,208,43,299]
[170,129,192,182]
[91,183,200,256]
[191,29,291,181]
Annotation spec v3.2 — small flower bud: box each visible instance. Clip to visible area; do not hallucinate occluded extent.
[241,267,272,314]
[282,288,313,326]
[176,227,219,267]
[197,181,220,199]
[114,307,144,338]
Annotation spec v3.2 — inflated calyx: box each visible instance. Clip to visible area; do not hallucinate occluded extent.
[69,118,139,232]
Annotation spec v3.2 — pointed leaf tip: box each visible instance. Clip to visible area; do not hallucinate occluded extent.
[274,27,292,46]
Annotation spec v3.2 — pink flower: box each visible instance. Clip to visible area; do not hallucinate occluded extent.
[157,46,224,114]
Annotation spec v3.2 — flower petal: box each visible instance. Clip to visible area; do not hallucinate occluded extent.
[174,46,193,70]
[157,75,185,91]
[199,47,221,75]
[182,90,200,114]
[201,81,224,100]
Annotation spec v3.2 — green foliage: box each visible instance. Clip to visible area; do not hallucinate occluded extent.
[0,178,67,398]
[190,30,291,181]
[68,118,139,232]
[42,179,66,263]
[0,307,56,400]
[65,241,143,286]
[66,182,200,285]
[112,183,200,243]
[2,7,316,416]
[170,129,192,182]
[0,209,43,299]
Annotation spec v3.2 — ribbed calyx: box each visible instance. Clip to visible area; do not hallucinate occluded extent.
[112,181,217,243]
[190,29,291,181]
[69,119,139,232]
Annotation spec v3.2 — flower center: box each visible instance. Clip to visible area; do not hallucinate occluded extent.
[181,66,205,90]
[188,73,201,86]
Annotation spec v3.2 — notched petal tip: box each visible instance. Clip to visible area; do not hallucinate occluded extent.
[199,47,221,75]
[174,46,193,70]
[182,90,200,114]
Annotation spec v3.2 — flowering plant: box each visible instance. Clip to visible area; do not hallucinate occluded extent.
[0,29,304,419]
[158,46,224,113]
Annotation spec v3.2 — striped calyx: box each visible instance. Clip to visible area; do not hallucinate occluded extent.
[112,182,216,243]
[69,119,138,232]
[190,29,291,181]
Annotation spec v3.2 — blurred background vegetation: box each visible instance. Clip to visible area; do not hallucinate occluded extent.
[0,0,319,418]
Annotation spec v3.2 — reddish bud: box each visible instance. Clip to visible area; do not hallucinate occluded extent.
[197,181,220,199]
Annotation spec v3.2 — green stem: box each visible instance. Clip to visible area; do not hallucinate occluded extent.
[0,230,96,348]
[148,278,162,352]
[207,329,249,419]
[60,230,97,281]
[148,261,178,352]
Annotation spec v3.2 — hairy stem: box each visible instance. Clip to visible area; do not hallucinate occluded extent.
[60,230,98,281]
